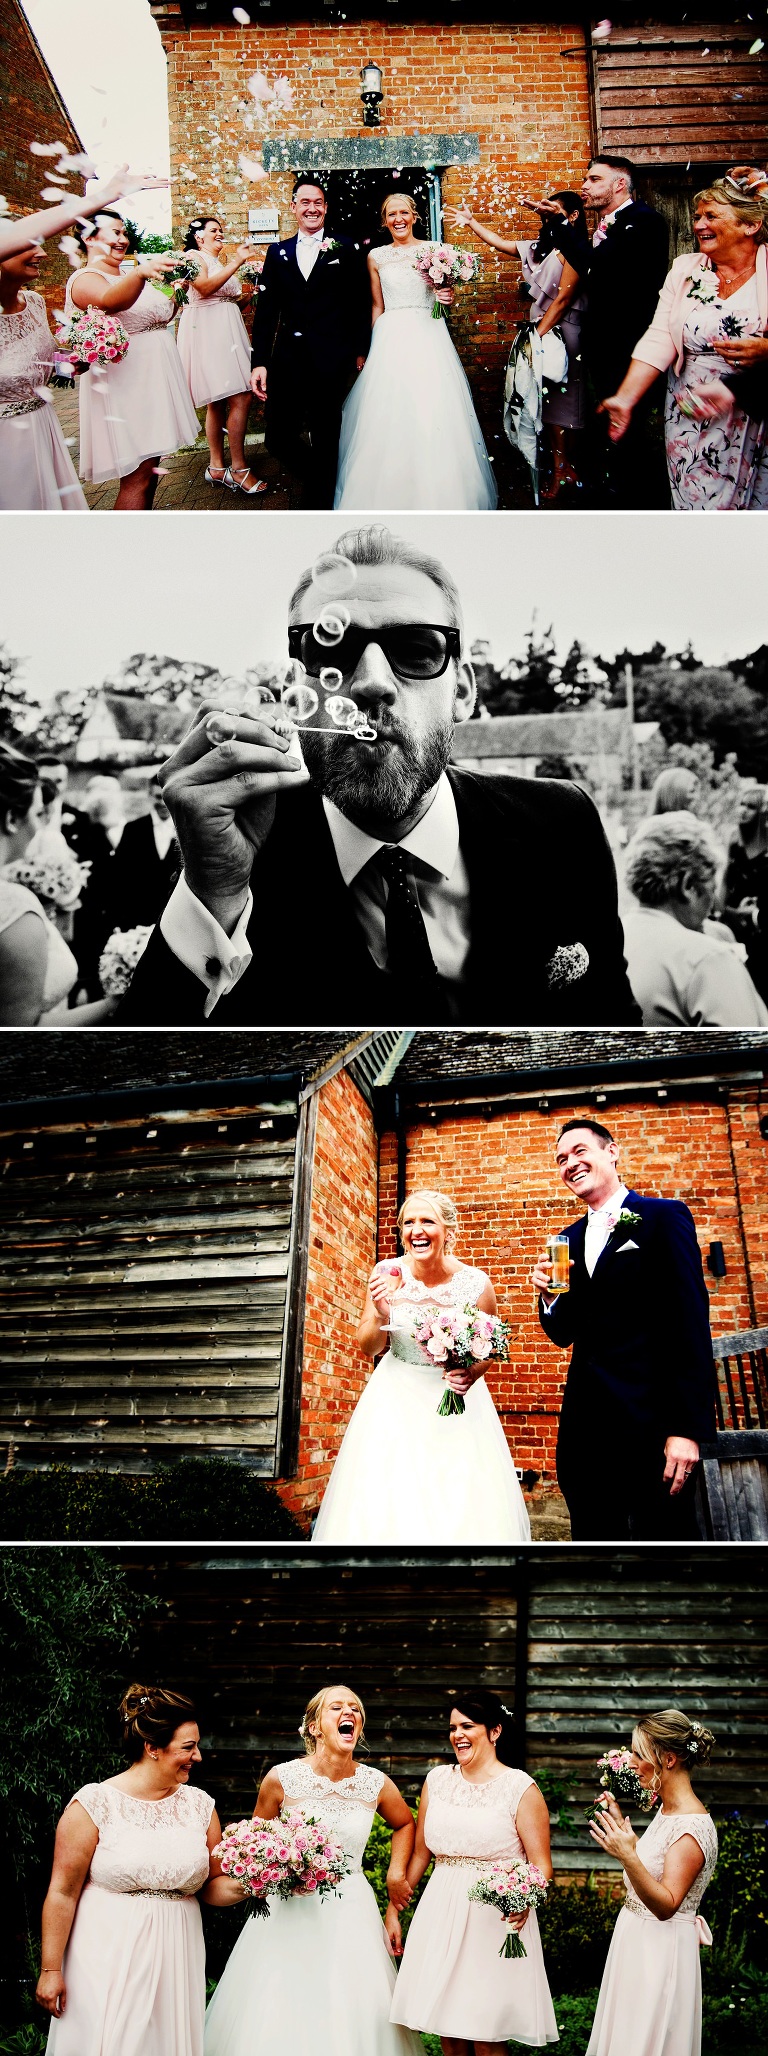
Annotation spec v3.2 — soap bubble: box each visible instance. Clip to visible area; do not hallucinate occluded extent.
[309,550,357,606]
[313,604,350,647]
[319,666,343,692]
[242,684,277,714]
[353,721,379,743]
[205,713,238,745]
[325,695,359,727]
[282,680,319,722]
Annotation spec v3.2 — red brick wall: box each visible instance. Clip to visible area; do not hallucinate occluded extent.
[154,14,592,427]
[1,0,86,319]
[374,1089,768,1483]
[277,1068,378,1527]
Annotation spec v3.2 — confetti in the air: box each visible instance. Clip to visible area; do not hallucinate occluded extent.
[232,7,251,21]
[238,153,268,182]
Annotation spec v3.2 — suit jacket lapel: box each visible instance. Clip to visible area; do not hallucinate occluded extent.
[591,1188,643,1278]
[448,770,551,1004]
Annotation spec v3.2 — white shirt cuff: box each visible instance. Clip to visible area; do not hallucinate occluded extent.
[159,874,254,1019]
[540,1296,557,1315]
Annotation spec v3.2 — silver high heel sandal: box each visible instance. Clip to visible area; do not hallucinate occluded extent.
[230,466,268,496]
[205,465,235,489]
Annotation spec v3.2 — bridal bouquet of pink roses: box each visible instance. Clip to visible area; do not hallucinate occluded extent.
[58,308,129,369]
[412,1302,510,1417]
[589,1747,659,1820]
[468,1857,550,1958]
[413,242,481,317]
[213,1809,351,1919]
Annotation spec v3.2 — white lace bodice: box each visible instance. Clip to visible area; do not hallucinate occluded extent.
[192,254,241,302]
[372,243,436,314]
[424,1763,534,1864]
[64,274,175,335]
[274,1758,386,1873]
[623,1809,718,1922]
[72,1780,214,1895]
[386,1260,491,1369]
[0,290,55,409]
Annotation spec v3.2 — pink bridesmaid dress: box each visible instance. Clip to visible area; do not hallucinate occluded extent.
[64,273,200,484]
[177,254,252,406]
[0,289,87,509]
[586,1808,718,2056]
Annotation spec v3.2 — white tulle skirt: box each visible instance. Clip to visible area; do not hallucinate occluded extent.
[0,406,87,509]
[586,1906,704,2056]
[392,1870,558,2045]
[312,1350,531,1546]
[203,1875,421,2056]
[77,328,200,482]
[177,299,252,407]
[334,307,498,510]
[47,1883,205,2056]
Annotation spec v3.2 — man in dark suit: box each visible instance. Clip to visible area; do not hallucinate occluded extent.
[108,778,180,932]
[533,1117,716,1541]
[553,155,669,505]
[250,177,370,507]
[119,526,640,1028]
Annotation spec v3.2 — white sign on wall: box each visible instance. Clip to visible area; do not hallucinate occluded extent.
[248,207,280,241]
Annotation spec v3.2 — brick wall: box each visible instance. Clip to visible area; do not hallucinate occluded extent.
[276,1068,378,1525]
[154,14,593,431]
[374,1088,768,1483]
[1,0,86,320]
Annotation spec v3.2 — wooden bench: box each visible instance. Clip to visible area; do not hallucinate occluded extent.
[695,1329,768,1540]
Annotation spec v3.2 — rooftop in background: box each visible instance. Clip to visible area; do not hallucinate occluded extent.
[395,1030,768,1092]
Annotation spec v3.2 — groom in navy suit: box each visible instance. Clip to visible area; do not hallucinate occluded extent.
[533,1118,716,1542]
[250,177,370,506]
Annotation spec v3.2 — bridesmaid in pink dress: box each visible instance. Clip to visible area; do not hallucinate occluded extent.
[177,216,267,495]
[65,212,200,508]
[36,1683,221,2056]
[586,1710,718,2056]
[391,1692,558,2054]
[0,242,87,509]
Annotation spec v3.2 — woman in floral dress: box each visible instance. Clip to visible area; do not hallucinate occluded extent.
[587,1709,718,2056]
[599,182,768,508]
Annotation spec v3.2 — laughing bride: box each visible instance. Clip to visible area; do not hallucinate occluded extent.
[312,1189,531,1546]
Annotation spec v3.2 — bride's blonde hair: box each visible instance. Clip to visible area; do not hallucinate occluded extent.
[381,191,420,229]
[396,1189,459,1252]
[298,1684,366,1754]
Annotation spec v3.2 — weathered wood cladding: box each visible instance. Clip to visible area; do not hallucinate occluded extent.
[0,1104,301,1473]
[119,1553,767,1867]
[592,22,768,166]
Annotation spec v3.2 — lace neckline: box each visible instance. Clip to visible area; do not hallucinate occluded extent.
[107,1780,185,1807]
[455,1765,509,1789]
[1,291,31,320]
[302,1762,363,1791]
[657,1807,710,1821]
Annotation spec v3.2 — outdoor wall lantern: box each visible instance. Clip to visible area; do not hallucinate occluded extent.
[707,1241,727,1278]
[360,61,384,127]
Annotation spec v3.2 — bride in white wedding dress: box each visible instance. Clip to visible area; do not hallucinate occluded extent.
[202,1684,422,2056]
[334,193,498,510]
[312,1190,531,1546]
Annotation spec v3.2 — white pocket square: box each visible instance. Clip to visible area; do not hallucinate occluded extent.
[617,1239,639,1251]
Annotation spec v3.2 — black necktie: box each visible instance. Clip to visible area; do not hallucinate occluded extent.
[378,845,438,984]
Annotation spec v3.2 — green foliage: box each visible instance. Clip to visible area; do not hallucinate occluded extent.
[542,1989,600,2056]
[705,1815,768,1975]
[0,2026,47,2055]
[537,1875,620,1991]
[532,1769,579,1840]
[0,1460,303,1542]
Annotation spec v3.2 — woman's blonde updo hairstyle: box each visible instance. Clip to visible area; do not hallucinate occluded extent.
[118,1683,197,1761]
[632,1709,715,1772]
[298,1684,366,1755]
[396,1189,459,1253]
[695,178,768,246]
[381,191,420,230]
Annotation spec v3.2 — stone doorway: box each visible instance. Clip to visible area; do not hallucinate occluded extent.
[326,166,442,248]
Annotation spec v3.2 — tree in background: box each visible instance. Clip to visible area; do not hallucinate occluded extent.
[0,649,43,750]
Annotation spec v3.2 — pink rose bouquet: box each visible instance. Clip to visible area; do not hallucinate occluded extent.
[414,242,481,318]
[468,1857,550,1958]
[590,1747,659,1818]
[213,1809,351,1919]
[58,308,129,369]
[411,1302,509,1417]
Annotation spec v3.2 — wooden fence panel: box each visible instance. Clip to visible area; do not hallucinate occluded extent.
[593,22,768,166]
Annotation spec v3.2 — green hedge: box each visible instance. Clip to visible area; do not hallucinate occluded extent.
[0,1460,304,1541]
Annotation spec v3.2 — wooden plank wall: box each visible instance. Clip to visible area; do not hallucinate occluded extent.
[117,1551,767,1865]
[0,1106,298,1473]
[593,22,768,167]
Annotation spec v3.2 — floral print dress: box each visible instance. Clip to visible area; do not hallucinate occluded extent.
[665,271,768,509]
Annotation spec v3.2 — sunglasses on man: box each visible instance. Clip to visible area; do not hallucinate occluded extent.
[288,622,462,683]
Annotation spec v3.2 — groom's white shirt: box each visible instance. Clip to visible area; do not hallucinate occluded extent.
[158,770,471,1016]
[541,1181,629,1312]
[296,229,323,278]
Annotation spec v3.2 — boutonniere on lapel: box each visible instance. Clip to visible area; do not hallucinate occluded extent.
[606,1209,642,1240]
[320,238,341,254]
[545,942,589,990]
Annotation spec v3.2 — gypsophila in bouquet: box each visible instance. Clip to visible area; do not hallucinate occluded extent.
[98,926,153,999]
[4,850,90,913]
[411,1303,510,1416]
[414,243,481,318]
[468,1858,550,1959]
[155,254,202,304]
[213,1809,351,1919]
[58,308,129,369]
[240,260,264,286]
[589,1748,660,1821]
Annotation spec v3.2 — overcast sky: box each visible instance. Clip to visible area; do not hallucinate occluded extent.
[3,513,764,705]
[21,0,171,234]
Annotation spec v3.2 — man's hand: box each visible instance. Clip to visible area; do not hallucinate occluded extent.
[160,703,308,933]
[355,354,367,373]
[251,365,267,400]
[663,1436,700,1496]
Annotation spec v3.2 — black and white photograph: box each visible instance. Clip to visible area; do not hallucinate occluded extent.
[1,4,768,2055]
